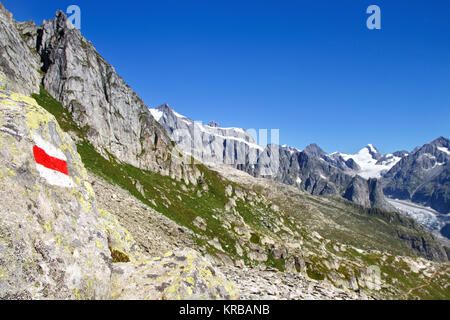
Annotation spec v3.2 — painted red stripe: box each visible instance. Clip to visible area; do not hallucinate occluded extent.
[33,145,69,176]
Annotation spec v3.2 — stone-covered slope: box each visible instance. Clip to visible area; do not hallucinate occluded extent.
[0,90,238,300]
[27,80,450,299]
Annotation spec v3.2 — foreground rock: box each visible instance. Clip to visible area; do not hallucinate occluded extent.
[0,90,238,300]
[219,265,365,300]
[112,249,239,300]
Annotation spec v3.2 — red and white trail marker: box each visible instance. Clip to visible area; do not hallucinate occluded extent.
[32,135,74,188]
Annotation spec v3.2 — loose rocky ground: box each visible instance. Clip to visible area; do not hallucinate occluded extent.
[89,171,365,299]
[218,265,366,300]
[88,172,195,256]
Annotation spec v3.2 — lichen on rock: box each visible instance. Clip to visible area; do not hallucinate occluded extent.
[0,90,112,299]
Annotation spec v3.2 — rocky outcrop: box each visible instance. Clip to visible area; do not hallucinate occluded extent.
[343,176,371,207]
[0,3,41,95]
[219,265,365,300]
[382,137,450,214]
[343,176,395,211]
[0,91,111,299]
[0,90,238,300]
[2,9,201,184]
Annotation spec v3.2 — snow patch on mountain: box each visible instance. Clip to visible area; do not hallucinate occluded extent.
[437,146,450,155]
[150,105,265,166]
[337,146,402,179]
[149,108,163,122]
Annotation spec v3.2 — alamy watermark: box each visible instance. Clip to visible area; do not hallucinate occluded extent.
[66,5,81,30]
[366,5,381,30]
[64,5,381,33]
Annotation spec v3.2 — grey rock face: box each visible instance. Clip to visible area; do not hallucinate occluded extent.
[266,145,353,196]
[0,3,41,95]
[345,158,360,171]
[304,143,327,158]
[368,179,396,212]
[4,9,199,183]
[35,12,167,171]
[382,136,450,214]
[153,104,263,167]
[343,176,395,211]
[343,176,371,207]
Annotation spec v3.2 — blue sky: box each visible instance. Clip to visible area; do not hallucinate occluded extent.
[5,0,450,154]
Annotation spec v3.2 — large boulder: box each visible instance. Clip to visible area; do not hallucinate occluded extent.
[0,90,112,299]
[0,90,238,300]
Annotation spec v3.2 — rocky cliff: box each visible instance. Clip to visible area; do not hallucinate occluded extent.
[0,5,200,184]
[343,176,395,212]
[0,2,41,95]
[382,137,450,214]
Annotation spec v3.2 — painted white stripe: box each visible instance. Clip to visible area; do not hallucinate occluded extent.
[33,134,67,161]
[35,163,74,188]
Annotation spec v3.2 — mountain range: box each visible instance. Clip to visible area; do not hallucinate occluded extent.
[151,104,450,239]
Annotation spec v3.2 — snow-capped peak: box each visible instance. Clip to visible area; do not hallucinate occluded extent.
[337,144,402,179]
[358,144,380,158]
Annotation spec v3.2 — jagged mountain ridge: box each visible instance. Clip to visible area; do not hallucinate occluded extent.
[151,105,397,212]
[151,103,263,166]
[151,104,449,232]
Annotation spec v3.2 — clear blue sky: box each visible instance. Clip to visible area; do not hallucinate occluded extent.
[5,0,450,154]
